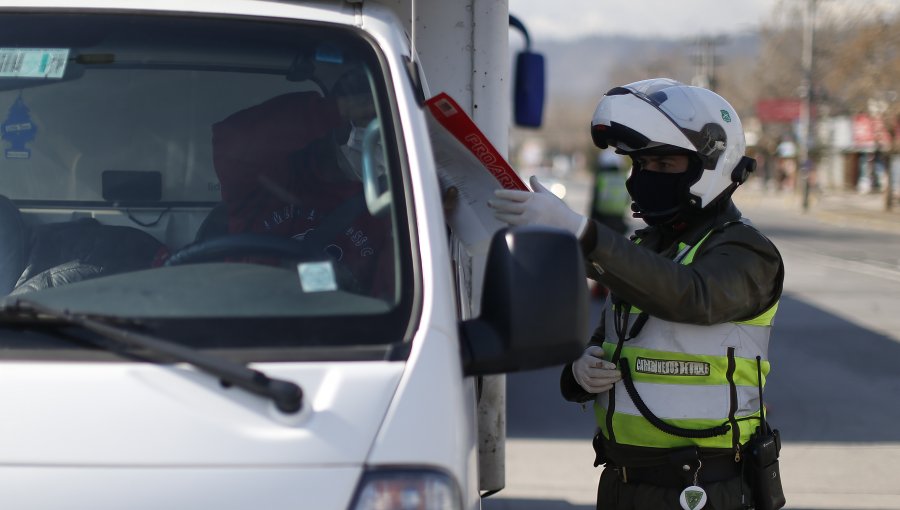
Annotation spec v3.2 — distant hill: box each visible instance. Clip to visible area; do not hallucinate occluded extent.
[534,31,761,103]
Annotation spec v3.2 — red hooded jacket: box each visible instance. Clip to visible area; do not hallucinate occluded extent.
[212,92,393,297]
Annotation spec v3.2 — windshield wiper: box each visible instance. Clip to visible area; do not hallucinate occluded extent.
[0,299,303,414]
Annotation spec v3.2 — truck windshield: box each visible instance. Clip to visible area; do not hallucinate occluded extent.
[0,12,415,358]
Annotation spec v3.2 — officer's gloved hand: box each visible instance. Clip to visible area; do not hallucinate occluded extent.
[490,175,588,237]
[572,345,621,394]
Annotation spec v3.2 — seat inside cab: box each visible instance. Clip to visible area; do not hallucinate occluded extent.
[1,59,320,251]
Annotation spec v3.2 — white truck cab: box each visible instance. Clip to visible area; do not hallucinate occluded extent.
[0,2,587,509]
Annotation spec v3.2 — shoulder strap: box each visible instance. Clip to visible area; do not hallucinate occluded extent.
[619,358,732,439]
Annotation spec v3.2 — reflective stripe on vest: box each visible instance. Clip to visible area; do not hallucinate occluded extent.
[594,227,778,450]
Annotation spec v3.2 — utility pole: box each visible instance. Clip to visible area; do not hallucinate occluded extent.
[691,36,726,91]
[798,0,817,211]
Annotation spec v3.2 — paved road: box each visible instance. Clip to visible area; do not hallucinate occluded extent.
[484,175,900,510]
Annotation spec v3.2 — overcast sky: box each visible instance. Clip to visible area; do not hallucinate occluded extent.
[509,0,900,42]
[508,0,775,41]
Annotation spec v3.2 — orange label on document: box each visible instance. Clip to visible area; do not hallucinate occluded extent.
[426,93,528,191]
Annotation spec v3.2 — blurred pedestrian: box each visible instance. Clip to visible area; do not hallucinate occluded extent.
[589,149,630,235]
[774,137,797,192]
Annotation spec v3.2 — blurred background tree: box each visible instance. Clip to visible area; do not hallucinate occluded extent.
[509,0,899,208]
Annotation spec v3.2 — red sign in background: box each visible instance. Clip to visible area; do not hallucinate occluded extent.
[756,98,811,123]
[852,113,899,149]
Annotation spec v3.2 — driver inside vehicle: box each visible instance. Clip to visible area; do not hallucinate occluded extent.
[208,68,395,299]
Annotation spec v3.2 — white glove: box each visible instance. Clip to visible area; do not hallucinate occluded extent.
[572,345,622,394]
[490,175,588,237]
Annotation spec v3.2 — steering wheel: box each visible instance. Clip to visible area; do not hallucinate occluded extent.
[162,233,363,293]
[163,233,322,267]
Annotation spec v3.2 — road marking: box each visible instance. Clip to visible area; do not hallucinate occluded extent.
[776,239,900,283]
[780,442,900,509]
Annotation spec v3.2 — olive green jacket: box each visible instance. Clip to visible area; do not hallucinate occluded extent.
[562,199,784,404]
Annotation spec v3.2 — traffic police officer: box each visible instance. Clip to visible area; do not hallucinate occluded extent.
[489,78,785,510]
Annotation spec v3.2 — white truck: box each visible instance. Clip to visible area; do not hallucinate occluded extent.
[0,1,588,508]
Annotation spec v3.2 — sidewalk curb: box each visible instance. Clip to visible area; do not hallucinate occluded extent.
[735,188,900,235]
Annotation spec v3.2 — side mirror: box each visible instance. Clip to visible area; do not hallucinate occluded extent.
[509,15,545,128]
[460,226,589,375]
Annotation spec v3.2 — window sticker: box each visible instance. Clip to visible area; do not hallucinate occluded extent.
[0,48,70,79]
[297,261,338,293]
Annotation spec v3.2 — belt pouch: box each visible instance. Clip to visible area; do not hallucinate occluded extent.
[592,429,607,467]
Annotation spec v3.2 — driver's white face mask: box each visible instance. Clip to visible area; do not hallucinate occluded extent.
[340,125,365,179]
[340,124,385,181]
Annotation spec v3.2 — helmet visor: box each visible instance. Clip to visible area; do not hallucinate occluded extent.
[590,121,650,151]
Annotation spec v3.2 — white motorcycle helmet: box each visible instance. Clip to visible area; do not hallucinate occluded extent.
[590,78,755,215]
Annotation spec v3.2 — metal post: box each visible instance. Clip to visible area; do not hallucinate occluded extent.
[799,0,816,211]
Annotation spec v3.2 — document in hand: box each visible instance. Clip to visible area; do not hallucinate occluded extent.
[425,92,529,251]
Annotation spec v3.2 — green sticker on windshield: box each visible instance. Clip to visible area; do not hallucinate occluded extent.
[0,48,70,79]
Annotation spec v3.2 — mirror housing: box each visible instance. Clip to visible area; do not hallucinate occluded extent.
[460,226,589,376]
[509,14,545,128]
[513,51,545,128]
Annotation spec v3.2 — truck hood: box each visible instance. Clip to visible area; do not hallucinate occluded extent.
[0,360,404,466]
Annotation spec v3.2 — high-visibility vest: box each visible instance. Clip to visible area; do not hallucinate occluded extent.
[593,171,629,217]
[594,228,779,452]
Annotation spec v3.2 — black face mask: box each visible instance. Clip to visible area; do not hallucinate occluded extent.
[626,169,693,225]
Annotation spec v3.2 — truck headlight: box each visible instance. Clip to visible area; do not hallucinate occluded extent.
[349,467,462,510]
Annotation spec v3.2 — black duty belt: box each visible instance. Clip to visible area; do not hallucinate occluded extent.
[611,453,741,489]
